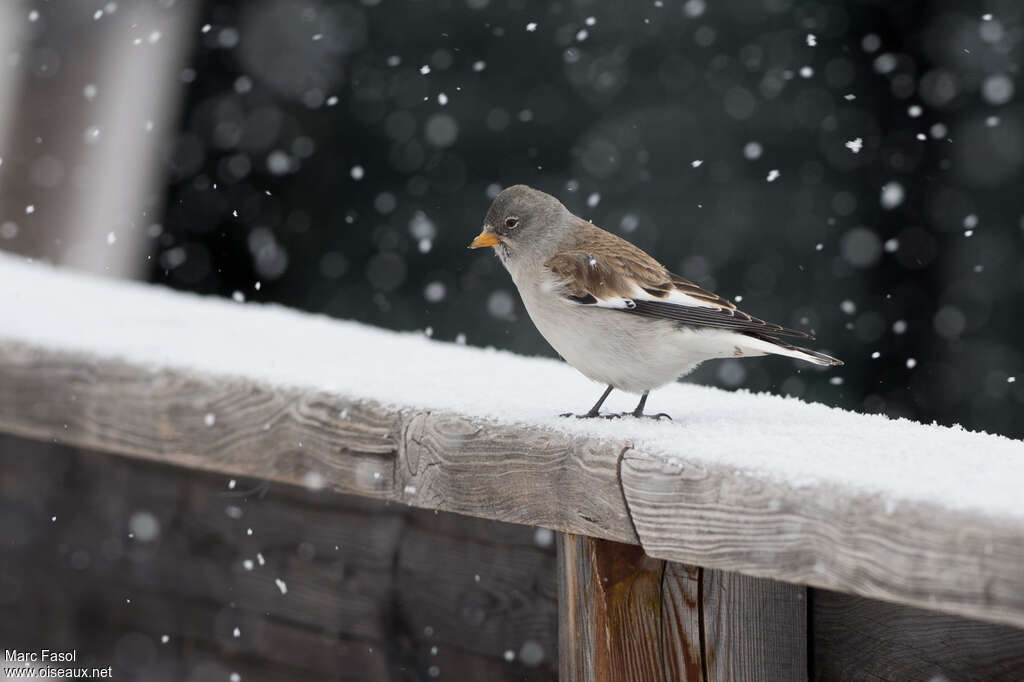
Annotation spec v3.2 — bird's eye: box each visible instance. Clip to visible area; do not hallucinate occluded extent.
[505,216,519,229]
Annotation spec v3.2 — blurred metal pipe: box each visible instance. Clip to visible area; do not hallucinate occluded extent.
[0,3,27,166]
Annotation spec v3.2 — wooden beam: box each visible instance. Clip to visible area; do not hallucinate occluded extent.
[0,343,636,545]
[557,535,806,681]
[558,534,680,682]
[813,589,1024,681]
[4,340,1024,630]
[702,571,807,681]
[620,449,1024,630]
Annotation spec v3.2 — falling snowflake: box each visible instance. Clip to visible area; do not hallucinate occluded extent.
[880,181,905,209]
[845,138,863,153]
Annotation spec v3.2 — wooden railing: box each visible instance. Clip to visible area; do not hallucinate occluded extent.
[2,254,1024,679]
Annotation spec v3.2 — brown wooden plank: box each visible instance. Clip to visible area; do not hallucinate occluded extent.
[558,533,673,682]
[557,535,806,682]
[813,589,1024,681]
[657,561,704,681]
[620,449,1024,630]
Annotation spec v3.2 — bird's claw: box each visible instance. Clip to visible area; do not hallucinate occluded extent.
[560,411,671,420]
[559,412,623,420]
[633,412,672,421]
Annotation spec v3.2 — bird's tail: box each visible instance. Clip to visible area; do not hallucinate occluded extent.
[741,332,844,367]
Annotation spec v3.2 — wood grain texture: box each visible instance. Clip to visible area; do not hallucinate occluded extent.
[558,534,677,682]
[401,412,635,542]
[557,536,806,682]
[0,435,556,681]
[657,561,704,681]
[4,341,1024,631]
[703,571,807,681]
[0,343,636,546]
[813,589,1024,682]
[621,449,1024,630]
[0,343,398,499]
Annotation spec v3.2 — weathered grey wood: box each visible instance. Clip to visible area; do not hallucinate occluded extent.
[558,534,677,682]
[0,343,399,499]
[621,449,1024,630]
[813,589,1024,681]
[0,343,635,546]
[396,515,558,662]
[4,340,1024,631]
[401,412,635,542]
[0,435,557,681]
[703,571,808,681]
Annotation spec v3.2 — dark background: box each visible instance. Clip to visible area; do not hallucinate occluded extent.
[151,0,1024,438]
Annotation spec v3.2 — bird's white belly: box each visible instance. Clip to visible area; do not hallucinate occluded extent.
[516,280,737,393]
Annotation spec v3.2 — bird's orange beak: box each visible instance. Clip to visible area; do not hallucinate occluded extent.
[468,229,500,249]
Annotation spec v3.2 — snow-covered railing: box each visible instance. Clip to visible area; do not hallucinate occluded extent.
[2,253,1024,678]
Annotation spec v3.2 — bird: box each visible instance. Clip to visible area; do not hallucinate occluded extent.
[468,184,843,420]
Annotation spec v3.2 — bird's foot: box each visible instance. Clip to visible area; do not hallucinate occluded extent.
[633,411,672,421]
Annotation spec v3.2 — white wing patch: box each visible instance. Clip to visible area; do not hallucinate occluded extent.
[614,282,721,311]
[547,253,728,313]
[593,297,636,310]
[657,288,721,309]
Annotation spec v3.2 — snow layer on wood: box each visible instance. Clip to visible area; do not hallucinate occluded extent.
[2,254,1023,519]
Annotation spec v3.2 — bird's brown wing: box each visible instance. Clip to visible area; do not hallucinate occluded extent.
[545,222,812,339]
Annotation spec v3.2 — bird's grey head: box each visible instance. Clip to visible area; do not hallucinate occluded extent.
[468,185,569,265]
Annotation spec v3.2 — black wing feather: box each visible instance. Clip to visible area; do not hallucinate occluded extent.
[626,299,812,339]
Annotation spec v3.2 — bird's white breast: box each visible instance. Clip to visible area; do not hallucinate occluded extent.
[510,267,739,393]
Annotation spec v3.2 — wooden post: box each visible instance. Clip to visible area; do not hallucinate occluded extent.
[558,534,807,682]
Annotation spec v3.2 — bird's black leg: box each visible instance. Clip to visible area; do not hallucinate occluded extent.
[561,384,614,419]
[631,392,672,420]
